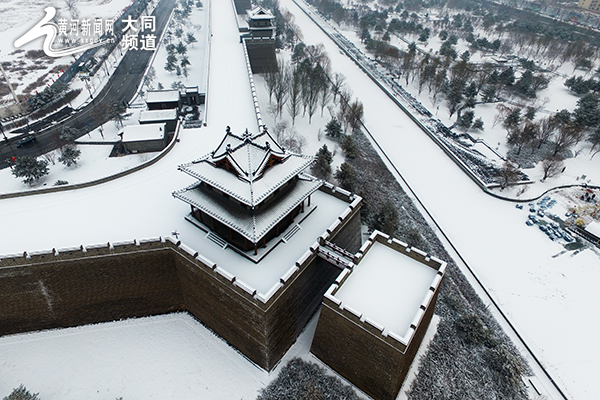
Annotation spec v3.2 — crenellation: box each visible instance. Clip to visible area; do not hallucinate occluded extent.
[233,278,258,298]
[364,318,385,335]
[334,268,351,286]
[341,304,362,324]
[214,266,236,283]
[279,265,299,283]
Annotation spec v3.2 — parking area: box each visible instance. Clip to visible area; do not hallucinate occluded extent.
[518,188,600,250]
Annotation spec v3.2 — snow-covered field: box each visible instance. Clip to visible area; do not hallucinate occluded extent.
[0,313,269,400]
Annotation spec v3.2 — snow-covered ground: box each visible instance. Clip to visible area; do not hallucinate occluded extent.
[0,0,598,399]
[0,310,440,400]
[280,0,600,398]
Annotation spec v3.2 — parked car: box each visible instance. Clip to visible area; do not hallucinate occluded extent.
[537,209,545,217]
[516,204,523,209]
[526,220,534,226]
[16,135,37,148]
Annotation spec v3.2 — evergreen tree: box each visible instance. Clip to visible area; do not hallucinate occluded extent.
[3,385,40,400]
[481,85,497,103]
[325,118,343,139]
[341,135,358,159]
[185,32,197,46]
[370,201,399,235]
[11,156,49,185]
[165,54,177,73]
[456,110,474,131]
[311,144,333,180]
[573,93,600,129]
[334,162,356,192]
[472,117,484,131]
[498,67,515,87]
[58,145,81,167]
[59,126,79,144]
[175,41,187,55]
[110,102,132,128]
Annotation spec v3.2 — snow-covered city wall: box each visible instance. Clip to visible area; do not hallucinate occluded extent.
[312,231,446,400]
[0,185,362,371]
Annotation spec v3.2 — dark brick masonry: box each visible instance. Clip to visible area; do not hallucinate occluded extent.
[0,200,361,371]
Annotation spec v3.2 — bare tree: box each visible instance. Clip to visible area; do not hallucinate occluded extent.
[532,115,554,150]
[346,100,364,133]
[541,156,564,182]
[330,73,346,104]
[264,68,278,102]
[65,0,79,19]
[497,161,521,189]
[587,127,600,159]
[287,68,302,126]
[273,62,291,119]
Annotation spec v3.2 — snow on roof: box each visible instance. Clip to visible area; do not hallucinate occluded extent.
[146,90,180,104]
[585,220,600,239]
[139,109,178,123]
[178,128,314,208]
[121,123,165,142]
[181,189,352,294]
[247,6,274,19]
[173,174,321,243]
[334,241,438,338]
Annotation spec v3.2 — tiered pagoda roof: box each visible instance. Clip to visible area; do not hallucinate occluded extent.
[173,127,321,245]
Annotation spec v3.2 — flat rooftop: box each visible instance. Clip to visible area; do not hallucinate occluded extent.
[139,109,178,123]
[146,90,180,103]
[335,241,438,337]
[585,220,600,238]
[121,123,165,142]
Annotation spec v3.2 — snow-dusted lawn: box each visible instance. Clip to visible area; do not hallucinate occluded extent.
[0,108,163,194]
[0,313,269,400]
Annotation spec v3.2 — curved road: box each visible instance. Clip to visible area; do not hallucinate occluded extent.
[0,0,176,168]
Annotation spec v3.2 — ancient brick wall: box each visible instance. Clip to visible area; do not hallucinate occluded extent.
[245,41,278,74]
[0,191,363,372]
[0,241,184,336]
[311,294,437,400]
